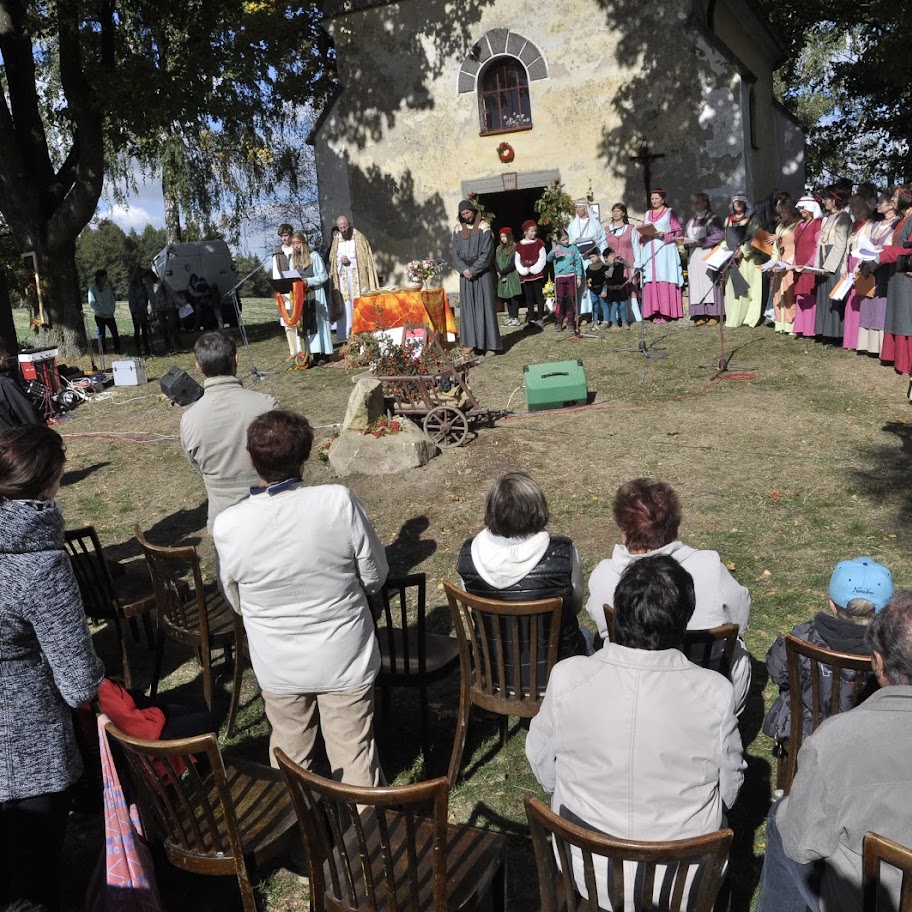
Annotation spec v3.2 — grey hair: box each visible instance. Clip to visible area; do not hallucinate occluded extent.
[484,471,549,538]
[868,592,912,685]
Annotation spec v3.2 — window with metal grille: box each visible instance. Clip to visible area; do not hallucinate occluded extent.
[478,57,532,135]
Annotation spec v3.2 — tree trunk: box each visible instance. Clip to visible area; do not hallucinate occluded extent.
[30,237,88,358]
[162,168,183,245]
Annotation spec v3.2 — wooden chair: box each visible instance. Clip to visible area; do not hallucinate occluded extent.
[134,526,243,735]
[602,605,740,679]
[105,721,297,912]
[275,747,507,912]
[444,581,562,787]
[777,634,872,795]
[525,795,732,912]
[863,832,912,912]
[64,525,156,689]
[371,573,459,764]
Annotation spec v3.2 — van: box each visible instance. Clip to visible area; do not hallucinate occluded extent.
[151,240,242,327]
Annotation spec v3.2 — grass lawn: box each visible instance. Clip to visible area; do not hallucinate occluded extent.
[22,299,911,911]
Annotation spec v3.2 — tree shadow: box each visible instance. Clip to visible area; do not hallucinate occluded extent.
[848,421,912,530]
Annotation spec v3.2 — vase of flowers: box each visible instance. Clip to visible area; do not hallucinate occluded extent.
[405,256,448,289]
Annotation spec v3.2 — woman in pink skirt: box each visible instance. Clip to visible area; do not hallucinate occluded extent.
[791,196,823,338]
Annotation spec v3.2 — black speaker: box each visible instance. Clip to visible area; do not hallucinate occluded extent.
[160,366,203,406]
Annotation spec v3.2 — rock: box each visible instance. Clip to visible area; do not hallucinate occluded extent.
[328,419,437,477]
[341,378,385,431]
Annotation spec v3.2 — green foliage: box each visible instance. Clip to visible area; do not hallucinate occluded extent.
[763,3,911,184]
[534,181,576,233]
[234,253,275,298]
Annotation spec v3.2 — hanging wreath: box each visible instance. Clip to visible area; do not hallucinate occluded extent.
[497,142,515,164]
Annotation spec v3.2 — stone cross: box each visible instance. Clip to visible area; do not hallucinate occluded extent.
[629,143,666,209]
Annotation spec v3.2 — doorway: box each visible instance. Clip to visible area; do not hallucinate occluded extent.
[478,187,546,237]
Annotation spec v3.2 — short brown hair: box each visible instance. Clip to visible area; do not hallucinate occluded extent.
[246,411,312,482]
[613,478,682,552]
[0,426,66,500]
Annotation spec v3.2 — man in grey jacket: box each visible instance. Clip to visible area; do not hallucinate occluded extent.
[180,331,280,532]
[755,593,912,912]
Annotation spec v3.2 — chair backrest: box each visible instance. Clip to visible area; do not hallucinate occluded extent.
[444,582,562,712]
[134,525,210,643]
[783,633,872,793]
[372,573,428,677]
[603,604,739,679]
[64,525,118,619]
[863,832,912,912]
[275,747,449,912]
[104,721,244,866]
[524,795,733,912]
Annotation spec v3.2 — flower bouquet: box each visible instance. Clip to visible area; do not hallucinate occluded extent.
[405,256,448,289]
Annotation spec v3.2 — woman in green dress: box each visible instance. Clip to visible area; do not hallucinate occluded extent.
[495,227,522,326]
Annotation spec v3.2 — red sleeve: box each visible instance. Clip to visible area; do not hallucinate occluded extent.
[879,244,912,265]
[97,677,166,740]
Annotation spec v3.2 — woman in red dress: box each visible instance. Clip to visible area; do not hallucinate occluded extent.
[791,196,823,338]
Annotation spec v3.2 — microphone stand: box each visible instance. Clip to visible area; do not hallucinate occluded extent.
[616,247,668,360]
[224,258,269,383]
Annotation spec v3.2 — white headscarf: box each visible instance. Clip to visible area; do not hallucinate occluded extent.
[729,194,755,220]
[796,196,823,220]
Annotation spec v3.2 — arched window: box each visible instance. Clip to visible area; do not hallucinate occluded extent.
[478,57,532,135]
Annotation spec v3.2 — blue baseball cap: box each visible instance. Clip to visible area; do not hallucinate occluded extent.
[829,557,894,613]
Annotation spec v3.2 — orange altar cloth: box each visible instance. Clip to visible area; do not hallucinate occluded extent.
[352,288,458,337]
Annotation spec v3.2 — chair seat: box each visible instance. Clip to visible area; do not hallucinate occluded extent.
[377,628,460,680]
[327,814,505,911]
[165,759,297,869]
[162,590,236,647]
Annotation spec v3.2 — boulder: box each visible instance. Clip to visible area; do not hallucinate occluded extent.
[328,419,437,477]
[341,378,385,431]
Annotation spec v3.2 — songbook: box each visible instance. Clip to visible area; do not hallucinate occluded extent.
[760,260,793,273]
[751,228,775,257]
[636,223,660,240]
[829,275,853,301]
[854,247,880,263]
[797,265,827,275]
[282,269,303,280]
[703,245,735,270]
[854,271,876,298]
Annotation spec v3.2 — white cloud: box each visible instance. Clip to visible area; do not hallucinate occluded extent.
[103,203,160,231]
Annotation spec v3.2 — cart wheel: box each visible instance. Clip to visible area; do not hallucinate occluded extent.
[423,406,469,448]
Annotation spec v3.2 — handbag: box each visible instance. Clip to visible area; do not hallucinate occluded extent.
[85,714,162,912]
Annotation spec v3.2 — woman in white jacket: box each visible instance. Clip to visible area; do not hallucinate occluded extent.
[586,477,752,713]
[214,410,388,785]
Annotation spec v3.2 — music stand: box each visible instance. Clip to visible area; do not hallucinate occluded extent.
[698,260,758,379]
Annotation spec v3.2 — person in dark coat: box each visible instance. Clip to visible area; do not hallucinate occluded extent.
[456,471,588,675]
[0,425,105,911]
[762,556,893,745]
[452,199,502,356]
[0,344,44,431]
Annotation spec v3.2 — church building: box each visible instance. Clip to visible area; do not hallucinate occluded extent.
[313,0,805,287]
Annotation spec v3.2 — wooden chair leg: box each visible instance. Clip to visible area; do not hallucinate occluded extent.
[236,858,258,912]
[226,631,246,738]
[420,684,431,769]
[499,714,508,748]
[448,680,472,788]
[201,642,214,712]
[150,632,166,700]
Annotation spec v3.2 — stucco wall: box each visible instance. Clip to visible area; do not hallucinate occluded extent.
[316,0,790,286]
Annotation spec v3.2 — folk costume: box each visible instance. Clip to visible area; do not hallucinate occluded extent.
[452,201,502,353]
[606,221,641,322]
[842,218,873,350]
[722,197,765,328]
[568,204,608,320]
[792,198,823,338]
[290,241,333,363]
[495,228,522,325]
[516,220,547,326]
[547,240,584,332]
[635,203,684,321]
[879,209,912,374]
[328,227,379,342]
[683,209,725,322]
[772,218,799,333]
[272,241,303,358]
[857,216,898,356]
[814,208,852,341]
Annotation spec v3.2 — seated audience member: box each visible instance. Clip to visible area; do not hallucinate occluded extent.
[587,478,751,713]
[456,471,588,663]
[213,410,388,785]
[527,555,745,909]
[763,556,892,743]
[755,593,912,912]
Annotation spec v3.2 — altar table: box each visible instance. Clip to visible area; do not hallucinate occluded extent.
[352,288,458,337]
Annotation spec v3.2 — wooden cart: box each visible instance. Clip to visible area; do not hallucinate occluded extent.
[375,332,490,448]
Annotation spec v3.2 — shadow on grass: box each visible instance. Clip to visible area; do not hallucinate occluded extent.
[63,460,110,485]
[847,420,912,531]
